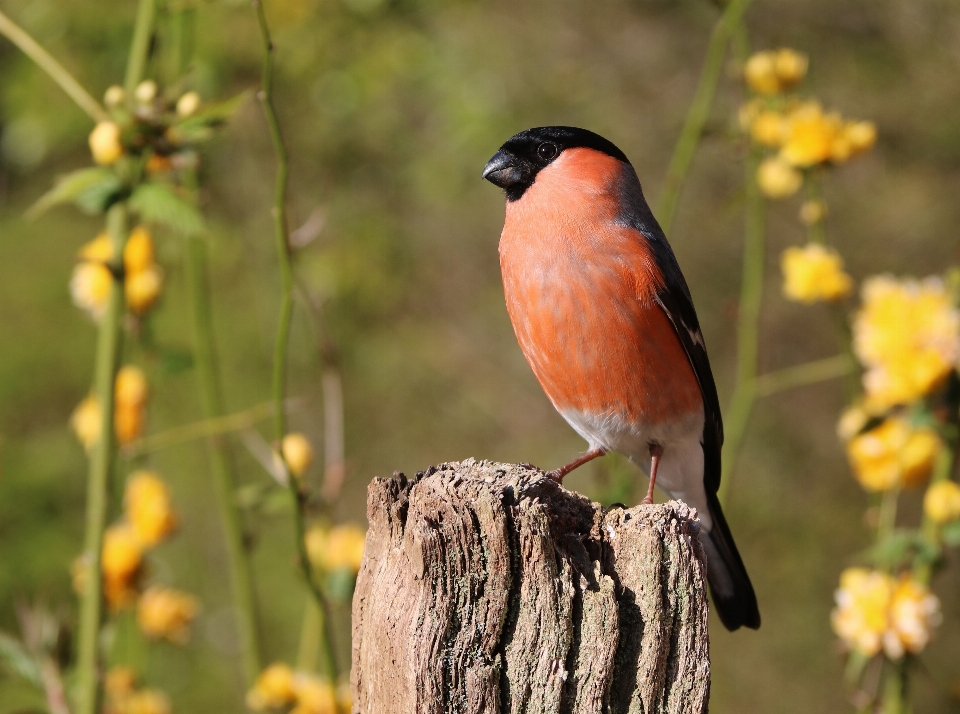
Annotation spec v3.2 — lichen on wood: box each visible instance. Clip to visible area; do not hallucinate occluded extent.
[351,459,710,714]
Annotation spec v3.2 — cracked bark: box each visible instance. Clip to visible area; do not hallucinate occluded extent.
[351,459,710,714]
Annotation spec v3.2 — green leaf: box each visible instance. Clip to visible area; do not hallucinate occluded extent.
[864,530,916,569]
[0,632,42,687]
[941,519,960,546]
[128,183,205,236]
[26,167,123,219]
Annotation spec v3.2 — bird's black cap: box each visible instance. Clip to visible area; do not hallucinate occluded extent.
[482,126,630,201]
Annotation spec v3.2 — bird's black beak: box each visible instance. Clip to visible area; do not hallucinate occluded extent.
[482,150,521,189]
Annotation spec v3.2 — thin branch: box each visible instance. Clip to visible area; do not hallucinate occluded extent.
[655,0,755,236]
[753,354,855,398]
[252,0,340,683]
[0,8,108,122]
[122,399,300,456]
[123,0,156,97]
[718,145,765,504]
[185,232,263,685]
[75,204,129,714]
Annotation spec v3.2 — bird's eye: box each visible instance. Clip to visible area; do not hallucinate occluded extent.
[537,142,558,161]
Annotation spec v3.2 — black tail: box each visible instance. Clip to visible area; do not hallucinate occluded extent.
[701,489,760,631]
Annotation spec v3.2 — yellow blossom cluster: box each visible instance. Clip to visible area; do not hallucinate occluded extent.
[305,523,366,574]
[780,243,853,303]
[845,417,941,492]
[70,228,163,321]
[73,472,180,610]
[831,568,940,659]
[104,667,172,714]
[137,585,200,644]
[740,49,877,200]
[924,480,960,525]
[853,276,960,409]
[70,365,149,450]
[246,664,349,714]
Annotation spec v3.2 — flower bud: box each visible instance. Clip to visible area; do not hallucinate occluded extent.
[176,91,201,117]
[88,121,123,165]
[744,51,780,95]
[280,432,314,478]
[756,156,802,199]
[799,199,827,226]
[135,79,158,104]
[924,480,960,525]
[773,48,808,88]
[104,85,125,108]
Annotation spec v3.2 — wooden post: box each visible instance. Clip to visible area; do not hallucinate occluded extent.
[351,459,710,714]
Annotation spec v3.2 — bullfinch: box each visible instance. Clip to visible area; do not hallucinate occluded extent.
[482,126,760,631]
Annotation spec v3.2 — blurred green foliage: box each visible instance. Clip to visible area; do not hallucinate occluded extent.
[2,0,960,711]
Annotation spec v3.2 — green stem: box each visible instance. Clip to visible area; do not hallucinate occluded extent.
[0,8,108,122]
[877,484,900,547]
[718,146,766,503]
[253,0,339,683]
[753,354,855,398]
[881,659,909,714]
[185,234,263,686]
[75,204,129,714]
[655,0,755,236]
[296,597,321,672]
[124,0,156,97]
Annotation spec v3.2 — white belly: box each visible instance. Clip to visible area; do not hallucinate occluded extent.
[559,407,713,530]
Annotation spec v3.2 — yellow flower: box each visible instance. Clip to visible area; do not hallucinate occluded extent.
[116,366,148,408]
[105,666,138,699]
[137,586,199,644]
[79,233,115,263]
[122,689,172,714]
[247,663,297,710]
[104,86,125,108]
[115,404,146,445]
[781,243,853,303]
[832,567,893,657]
[744,48,808,95]
[924,480,960,524]
[306,523,366,573]
[124,227,155,274]
[102,523,143,610]
[70,262,113,320]
[743,51,780,95]
[71,394,102,451]
[853,276,960,409]
[291,674,338,714]
[89,121,123,165]
[125,471,177,546]
[886,576,941,659]
[280,432,315,478]
[757,156,802,199]
[125,265,163,314]
[773,48,808,88]
[779,101,842,167]
[832,569,938,659]
[750,110,786,147]
[846,418,941,491]
[799,199,826,226]
[176,91,201,117]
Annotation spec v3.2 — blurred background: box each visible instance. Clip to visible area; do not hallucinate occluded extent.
[2,0,960,711]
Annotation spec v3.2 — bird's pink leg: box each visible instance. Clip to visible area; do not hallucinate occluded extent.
[546,447,607,484]
[642,443,664,505]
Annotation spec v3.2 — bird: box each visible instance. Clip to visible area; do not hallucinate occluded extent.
[482,126,760,631]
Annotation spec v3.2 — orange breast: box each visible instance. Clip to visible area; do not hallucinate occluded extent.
[499,148,703,424]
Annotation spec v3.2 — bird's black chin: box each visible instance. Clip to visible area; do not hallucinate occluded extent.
[482,150,532,200]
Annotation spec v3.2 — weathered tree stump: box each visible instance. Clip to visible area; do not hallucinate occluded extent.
[351,459,710,714]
